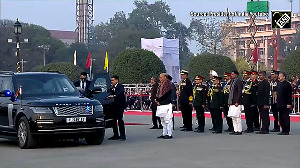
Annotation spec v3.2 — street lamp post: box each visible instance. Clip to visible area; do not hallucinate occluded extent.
[14,19,22,73]
[38,45,50,66]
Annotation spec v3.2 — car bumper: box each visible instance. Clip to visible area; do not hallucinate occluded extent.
[29,114,105,137]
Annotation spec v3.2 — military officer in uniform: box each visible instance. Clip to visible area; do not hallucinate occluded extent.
[250,70,260,131]
[193,75,207,133]
[222,72,234,132]
[178,70,193,131]
[270,70,280,132]
[242,70,254,133]
[207,70,218,131]
[208,76,224,134]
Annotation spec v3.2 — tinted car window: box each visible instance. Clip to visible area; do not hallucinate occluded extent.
[93,77,108,92]
[13,74,78,98]
[0,76,13,91]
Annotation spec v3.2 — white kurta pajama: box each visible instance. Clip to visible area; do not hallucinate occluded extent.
[228,105,244,132]
[156,103,173,136]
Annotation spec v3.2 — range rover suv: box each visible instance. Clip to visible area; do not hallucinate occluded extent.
[0,72,105,149]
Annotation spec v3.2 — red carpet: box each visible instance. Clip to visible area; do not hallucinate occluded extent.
[124,110,300,122]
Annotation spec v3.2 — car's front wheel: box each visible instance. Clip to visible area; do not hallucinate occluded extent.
[85,128,105,145]
[17,116,37,149]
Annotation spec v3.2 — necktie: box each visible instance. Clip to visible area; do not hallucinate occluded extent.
[82,82,85,90]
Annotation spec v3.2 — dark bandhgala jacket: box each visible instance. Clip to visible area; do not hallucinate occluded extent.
[230,78,243,105]
[257,79,270,107]
[277,80,292,108]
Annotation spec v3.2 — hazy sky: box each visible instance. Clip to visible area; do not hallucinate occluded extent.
[1,0,297,30]
[1,0,298,52]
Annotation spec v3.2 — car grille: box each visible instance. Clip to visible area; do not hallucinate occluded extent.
[54,106,93,116]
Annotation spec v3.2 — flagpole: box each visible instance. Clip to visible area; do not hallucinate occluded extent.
[90,58,92,80]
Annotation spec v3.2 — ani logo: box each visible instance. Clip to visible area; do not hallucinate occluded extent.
[272,11,291,29]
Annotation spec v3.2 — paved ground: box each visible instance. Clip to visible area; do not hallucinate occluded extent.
[0,115,299,168]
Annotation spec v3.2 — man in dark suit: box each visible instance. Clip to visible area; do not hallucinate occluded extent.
[228,70,243,135]
[108,75,127,140]
[256,71,270,134]
[150,77,162,129]
[270,70,280,132]
[74,72,91,97]
[178,70,193,131]
[277,72,292,135]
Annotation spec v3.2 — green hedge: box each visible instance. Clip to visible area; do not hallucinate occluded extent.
[31,62,84,82]
[281,50,300,78]
[110,49,166,83]
[188,53,237,80]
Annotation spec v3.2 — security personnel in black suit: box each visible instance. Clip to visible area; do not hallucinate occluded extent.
[277,72,292,135]
[270,70,280,132]
[107,75,127,140]
[178,70,193,131]
[208,76,224,134]
[242,70,254,133]
[256,71,270,134]
[193,75,207,133]
[222,72,234,132]
[74,72,91,97]
[250,70,260,131]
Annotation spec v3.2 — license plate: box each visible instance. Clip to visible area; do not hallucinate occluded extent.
[66,117,86,123]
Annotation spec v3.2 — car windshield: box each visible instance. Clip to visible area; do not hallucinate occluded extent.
[13,74,79,98]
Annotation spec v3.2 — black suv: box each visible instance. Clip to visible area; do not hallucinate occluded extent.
[0,72,105,149]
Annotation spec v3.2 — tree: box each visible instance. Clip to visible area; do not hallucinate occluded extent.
[188,53,237,80]
[190,18,237,56]
[110,49,166,83]
[31,62,84,82]
[281,50,300,78]
[0,20,67,72]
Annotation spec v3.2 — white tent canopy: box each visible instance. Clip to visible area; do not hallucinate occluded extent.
[141,37,180,83]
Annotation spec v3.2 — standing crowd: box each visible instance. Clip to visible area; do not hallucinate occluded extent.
[150,69,293,139]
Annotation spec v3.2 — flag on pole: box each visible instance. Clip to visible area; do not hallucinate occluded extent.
[252,47,258,62]
[85,52,91,69]
[73,50,77,65]
[104,51,109,71]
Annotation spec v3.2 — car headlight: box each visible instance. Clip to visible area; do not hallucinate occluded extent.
[30,107,53,114]
[94,105,103,113]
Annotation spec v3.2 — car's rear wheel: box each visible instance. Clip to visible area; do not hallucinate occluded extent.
[85,128,105,145]
[18,116,37,149]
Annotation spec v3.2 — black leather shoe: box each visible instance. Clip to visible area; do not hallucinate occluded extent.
[163,135,173,139]
[253,128,260,131]
[233,132,242,135]
[212,131,222,134]
[270,129,280,132]
[150,126,158,129]
[278,132,289,135]
[158,126,163,129]
[244,129,254,133]
[229,132,236,135]
[108,136,119,140]
[256,131,269,134]
[119,136,126,141]
[157,135,166,139]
